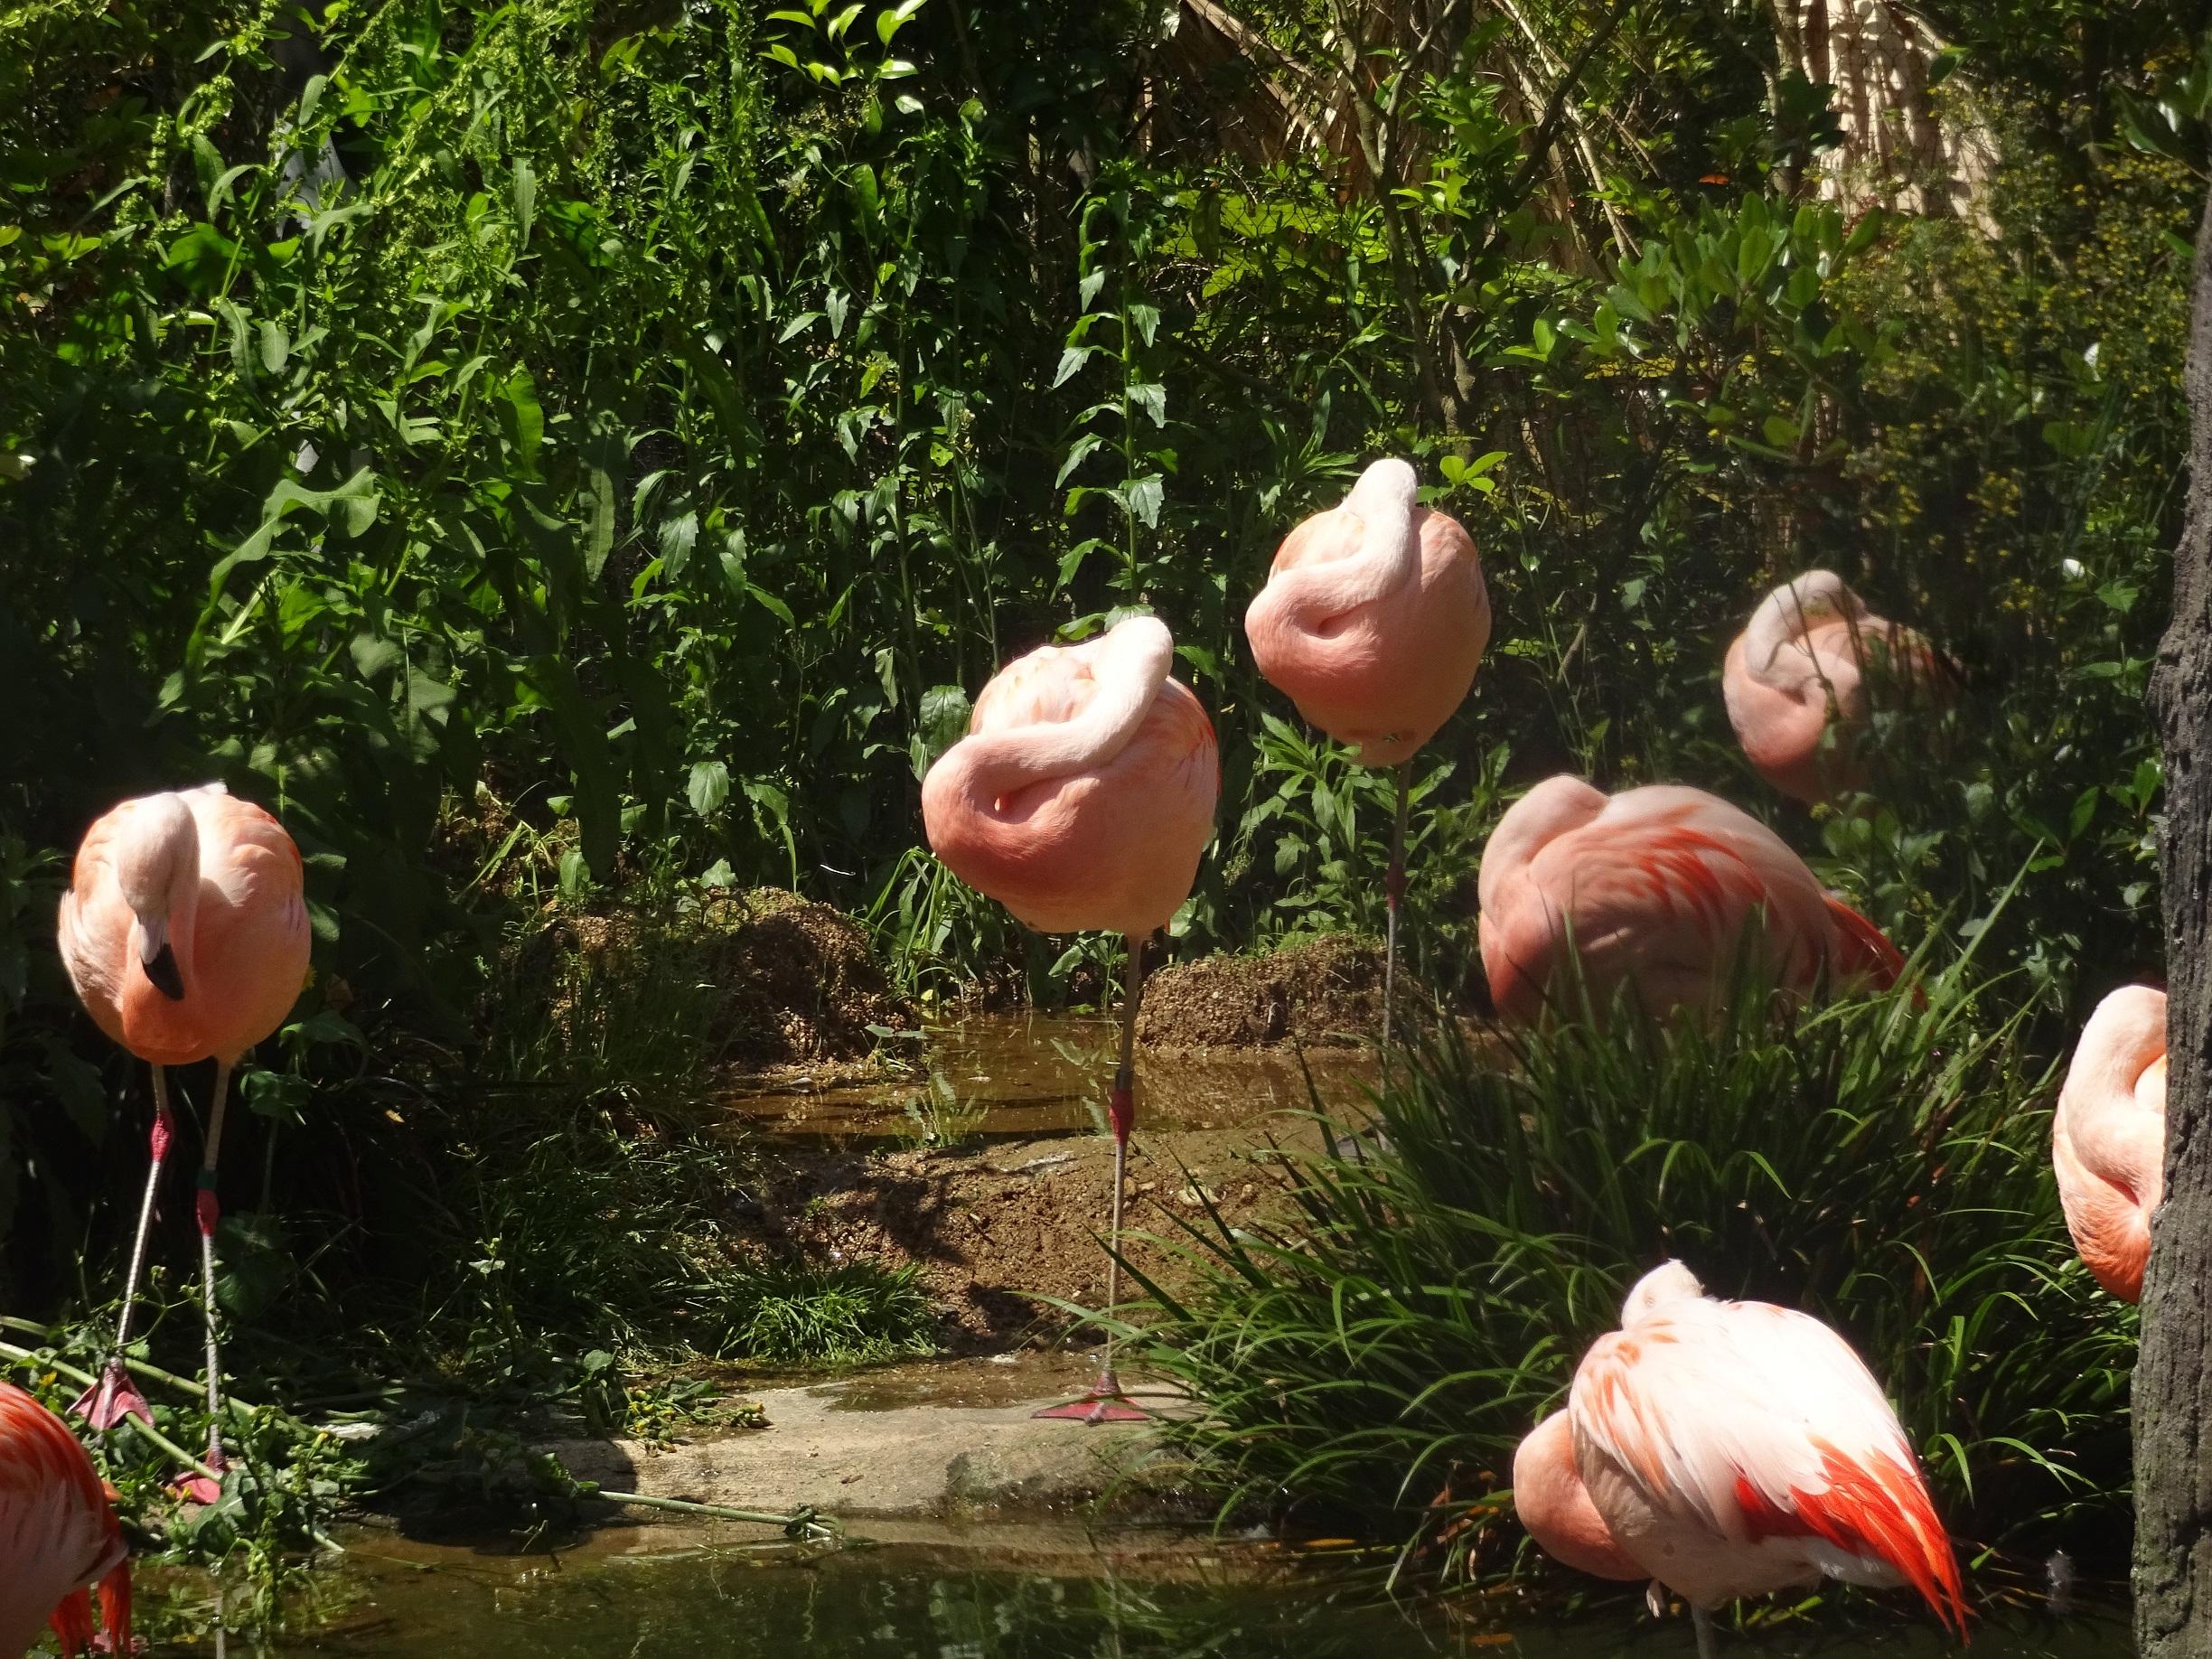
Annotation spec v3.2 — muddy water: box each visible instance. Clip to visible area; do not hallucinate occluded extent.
[723,1013,1373,1139]
[136,1533,2127,1657]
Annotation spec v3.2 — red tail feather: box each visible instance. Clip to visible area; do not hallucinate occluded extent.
[1824,897,1905,991]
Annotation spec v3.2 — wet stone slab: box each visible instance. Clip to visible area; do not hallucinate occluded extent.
[543,1352,1196,1521]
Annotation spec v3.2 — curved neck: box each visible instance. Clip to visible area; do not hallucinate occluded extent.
[963,620,1173,799]
[1743,573,1858,677]
[1299,458,1421,613]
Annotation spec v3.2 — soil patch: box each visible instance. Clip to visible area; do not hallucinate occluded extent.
[741,1121,1323,1349]
[1137,934,1407,1049]
[501,887,914,1070]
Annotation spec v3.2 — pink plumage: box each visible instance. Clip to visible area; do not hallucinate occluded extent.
[58,783,310,1067]
[55,783,311,1467]
[0,1383,131,1659]
[1563,1262,1966,1639]
[1721,571,1949,808]
[921,616,1218,939]
[1476,776,1903,1024]
[1244,458,1491,766]
[2052,985,2167,1303]
[1514,1410,1645,1582]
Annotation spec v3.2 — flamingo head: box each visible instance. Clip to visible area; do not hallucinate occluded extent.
[1621,1260,1705,1325]
[115,794,196,1002]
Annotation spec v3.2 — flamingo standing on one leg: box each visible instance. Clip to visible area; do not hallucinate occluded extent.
[1553,1261,1967,1656]
[922,616,1218,1421]
[57,784,310,1494]
[1722,571,1949,809]
[2052,984,2167,1302]
[0,1382,133,1659]
[1245,458,1490,1052]
[1476,776,1903,1025]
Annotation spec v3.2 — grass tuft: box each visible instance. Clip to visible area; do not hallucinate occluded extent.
[1125,961,2135,1587]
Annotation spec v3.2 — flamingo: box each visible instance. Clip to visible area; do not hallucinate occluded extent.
[2052,984,2167,1302]
[1558,1261,1967,1655]
[0,1382,133,1659]
[1721,571,1948,809]
[1476,776,1903,1025]
[921,615,1218,1420]
[1245,457,1490,1047]
[57,783,311,1492]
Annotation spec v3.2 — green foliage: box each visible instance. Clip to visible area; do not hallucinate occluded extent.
[1126,966,2133,1585]
[0,1,2198,1560]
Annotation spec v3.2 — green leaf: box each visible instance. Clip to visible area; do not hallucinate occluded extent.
[258,320,289,375]
[688,759,732,817]
[512,158,537,250]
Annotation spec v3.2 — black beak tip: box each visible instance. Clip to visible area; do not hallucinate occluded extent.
[143,943,186,1002]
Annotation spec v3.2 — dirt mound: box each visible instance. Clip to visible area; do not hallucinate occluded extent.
[1136,935,1403,1049]
[504,888,914,1070]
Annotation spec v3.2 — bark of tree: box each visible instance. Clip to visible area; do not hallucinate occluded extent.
[1765,0,1994,220]
[2140,179,2212,1659]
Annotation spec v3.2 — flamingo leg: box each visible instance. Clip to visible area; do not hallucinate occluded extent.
[72,1066,171,1430]
[1382,760,1411,1062]
[1034,933,1151,1425]
[1692,1607,1718,1659]
[184,1060,233,1502]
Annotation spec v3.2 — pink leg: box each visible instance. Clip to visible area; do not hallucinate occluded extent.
[179,1060,232,1504]
[1035,935,1151,1425]
[72,1067,169,1431]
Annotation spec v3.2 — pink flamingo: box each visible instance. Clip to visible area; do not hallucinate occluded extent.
[1476,777,1903,1025]
[1722,571,1948,808]
[1245,458,1490,1044]
[1553,1262,1967,1655]
[2052,984,2167,1303]
[56,784,310,1490]
[0,1382,132,1659]
[922,616,1218,1420]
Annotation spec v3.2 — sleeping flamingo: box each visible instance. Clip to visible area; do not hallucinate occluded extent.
[1245,458,1490,1046]
[1551,1261,1967,1655]
[1721,571,1948,809]
[922,616,1218,1421]
[0,1382,132,1659]
[2052,984,2167,1302]
[1476,776,1902,1025]
[57,783,310,1493]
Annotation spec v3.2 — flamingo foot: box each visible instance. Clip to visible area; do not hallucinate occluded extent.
[1031,1369,1153,1424]
[70,1361,155,1431]
[176,1448,228,1506]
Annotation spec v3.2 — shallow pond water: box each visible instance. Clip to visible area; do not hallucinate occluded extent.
[723,1011,1373,1139]
[135,1532,2127,1658]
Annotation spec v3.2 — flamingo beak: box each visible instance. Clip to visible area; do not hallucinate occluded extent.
[134,916,184,1002]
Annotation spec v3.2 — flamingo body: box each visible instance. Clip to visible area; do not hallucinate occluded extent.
[57,783,310,1066]
[1565,1262,1965,1632]
[1514,1411,1645,1582]
[1476,776,1902,1024]
[2052,985,2167,1302]
[0,1384,131,1659]
[1721,571,1947,808]
[921,616,1218,938]
[1244,458,1491,765]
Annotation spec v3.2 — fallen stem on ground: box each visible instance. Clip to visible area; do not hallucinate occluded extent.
[583,1486,842,1539]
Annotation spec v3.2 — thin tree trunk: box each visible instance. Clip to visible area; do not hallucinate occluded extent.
[2140,178,2212,1659]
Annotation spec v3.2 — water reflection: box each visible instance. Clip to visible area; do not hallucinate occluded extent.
[137,1537,2130,1658]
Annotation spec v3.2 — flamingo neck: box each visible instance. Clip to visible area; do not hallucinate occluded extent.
[1303,458,1421,614]
[1742,572,1858,681]
[961,620,1173,800]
